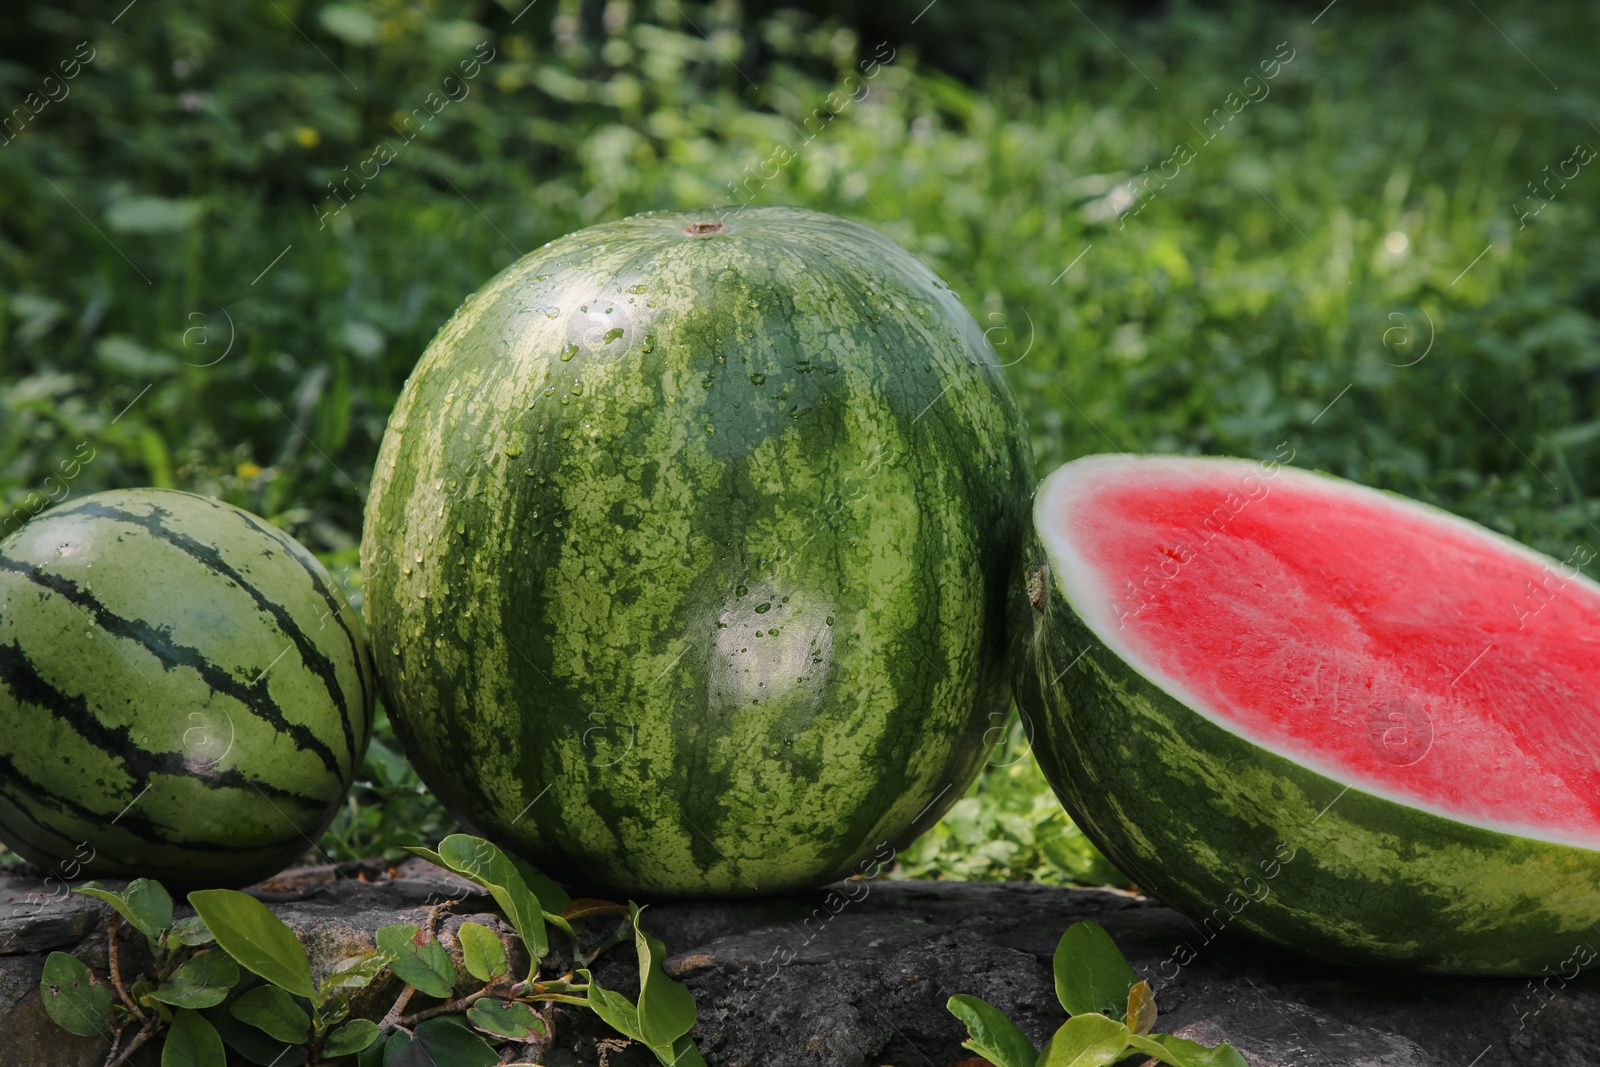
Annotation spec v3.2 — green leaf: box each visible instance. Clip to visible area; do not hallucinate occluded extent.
[402,845,448,868]
[105,196,203,233]
[318,4,380,46]
[230,984,311,1044]
[631,904,698,1049]
[409,841,547,956]
[97,335,180,377]
[202,997,309,1066]
[72,885,129,917]
[39,951,113,1037]
[320,992,351,1028]
[511,855,571,914]
[356,1032,390,1067]
[188,890,314,998]
[1036,1012,1131,1067]
[148,949,240,1009]
[1125,1033,1250,1067]
[458,922,507,982]
[75,879,173,940]
[509,852,580,945]
[322,951,396,995]
[163,1008,227,1067]
[584,968,642,1042]
[1053,921,1138,1020]
[375,924,456,999]
[411,836,549,961]
[382,1017,498,1067]
[1127,980,1156,1036]
[169,916,216,948]
[324,1019,382,1057]
[540,906,580,946]
[465,997,545,1039]
[126,878,176,936]
[946,994,1037,1067]
[663,1034,711,1067]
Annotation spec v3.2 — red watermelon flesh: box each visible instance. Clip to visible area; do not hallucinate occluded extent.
[1042,454,1600,850]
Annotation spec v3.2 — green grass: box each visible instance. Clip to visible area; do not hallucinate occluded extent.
[3,0,1599,885]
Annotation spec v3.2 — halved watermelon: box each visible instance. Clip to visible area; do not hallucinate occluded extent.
[1013,453,1600,975]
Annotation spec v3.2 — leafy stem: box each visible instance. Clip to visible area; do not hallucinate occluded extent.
[395,984,487,1028]
[104,913,144,1022]
[101,1017,159,1067]
[947,921,1246,1067]
[39,834,706,1066]
[378,982,415,1031]
[36,838,700,1062]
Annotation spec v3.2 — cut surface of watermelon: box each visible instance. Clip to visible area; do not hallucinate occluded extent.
[1042,454,1600,850]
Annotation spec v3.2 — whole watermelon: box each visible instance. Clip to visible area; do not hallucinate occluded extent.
[0,489,373,888]
[363,206,1033,896]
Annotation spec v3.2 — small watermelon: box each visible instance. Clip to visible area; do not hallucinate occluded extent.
[0,489,373,888]
[1014,454,1600,975]
[363,206,1033,896]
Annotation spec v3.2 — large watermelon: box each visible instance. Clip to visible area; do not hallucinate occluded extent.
[0,489,372,888]
[1013,453,1600,975]
[363,206,1033,896]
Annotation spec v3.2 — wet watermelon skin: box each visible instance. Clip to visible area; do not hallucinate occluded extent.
[363,207,1033,896]
[1013,453,1600,975]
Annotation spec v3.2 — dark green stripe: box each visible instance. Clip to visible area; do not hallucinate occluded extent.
[0,748,263,855]
[54,498,362,766]
[226,504,373,750]
[0,639,327,807]
[0,556,342,777]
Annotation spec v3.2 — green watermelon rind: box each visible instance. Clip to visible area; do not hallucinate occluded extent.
[363,206,1034,897]
[1013,455,1600,976]
[0,489,374,888]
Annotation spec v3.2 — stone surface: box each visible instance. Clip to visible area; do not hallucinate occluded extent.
[1,863,1596,1066]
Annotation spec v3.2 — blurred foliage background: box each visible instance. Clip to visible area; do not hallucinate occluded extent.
[2,0,1598,885]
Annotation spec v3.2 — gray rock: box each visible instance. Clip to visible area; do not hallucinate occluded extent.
[1,865,1596,1067]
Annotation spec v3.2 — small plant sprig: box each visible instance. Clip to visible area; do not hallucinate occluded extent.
[379,833,704,1066]
[40,877,234,1066]
[187,887,393,1064]
[36,833,705,1066]
[947,921,1246,1067]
